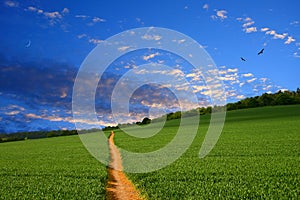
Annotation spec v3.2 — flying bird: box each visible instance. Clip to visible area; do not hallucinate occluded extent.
[257,48,264,55]
[240,57,246,61]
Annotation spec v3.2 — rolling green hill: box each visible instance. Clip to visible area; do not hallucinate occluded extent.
[117,105,300,199]
[0,105,299,199]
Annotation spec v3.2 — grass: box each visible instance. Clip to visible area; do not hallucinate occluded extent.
[0,105,299,199]
[114,105,300,199]
[0,135,107,199]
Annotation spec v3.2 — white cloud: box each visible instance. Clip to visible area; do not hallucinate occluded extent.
[7,104,25,111]
[44,11,62,19]
[60,91,67,98]
[4,0,19,7]
[266,30,288,39]
[92,17,106,23]
[25,6,68,26]
[203,4,209,10]
[5,111,20,115]
[284,36,296,44]
[77,34,87,39]
[263,85,273,91]
[118,46,131,51]
[172,39,186,44]
[293,52,300,58]
[247,78,257,83]
[192,85,207,93]
[260,78,268,82]
[242,73,253,77]
[89,38,102,44]
[75,15,89,19]
[244,17,252,22]
[261,27,269,32]
[227,68,238,73]
[266,30,276,35]
[27,6,43,13]
[290,21,299,25]
[236,95,245,99]
[143,52,159,61]
[211,10,228,20]
[242,21,255,28]
[217,10,227,19]
[273,33,288,39]
[244,27,257,33]
[239,17,257,33]
[142,34,162,41]
[62,8,69,14]
[218,76,236,81]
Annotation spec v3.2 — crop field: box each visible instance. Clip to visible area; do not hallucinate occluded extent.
[0,136,107,199]
[114,105,300,199]
[1,105,299,199]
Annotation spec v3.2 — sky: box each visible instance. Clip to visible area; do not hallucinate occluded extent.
[0,0,299,133]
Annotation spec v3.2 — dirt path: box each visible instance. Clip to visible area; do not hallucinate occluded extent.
[106,131,144,200]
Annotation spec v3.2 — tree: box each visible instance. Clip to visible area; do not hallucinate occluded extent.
[141,117,151,125]
[258,93,274,106]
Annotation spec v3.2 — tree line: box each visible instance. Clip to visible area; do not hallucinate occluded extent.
[226,89,300,110]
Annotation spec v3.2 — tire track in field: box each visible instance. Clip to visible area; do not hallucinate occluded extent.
[106,131,143,200]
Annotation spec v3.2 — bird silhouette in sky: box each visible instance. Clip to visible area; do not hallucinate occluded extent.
[257,48,264,55]
[240,57,246,61]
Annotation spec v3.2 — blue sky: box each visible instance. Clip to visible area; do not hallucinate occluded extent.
[0,0,299,133]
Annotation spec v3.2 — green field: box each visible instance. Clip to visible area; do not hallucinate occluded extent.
[1,105,299,199]
[0,136,107,199]
[115,105,300,199]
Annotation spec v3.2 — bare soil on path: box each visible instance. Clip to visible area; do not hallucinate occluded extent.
[106,131,144,200]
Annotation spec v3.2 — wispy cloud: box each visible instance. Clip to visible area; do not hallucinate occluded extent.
[290,20,299,26]
[4,0,19,7]
[261,27,269,32]
[75,14,106,26]
[5,110,20,116]
[244,27,257,33]
[284,36,296,44]
[25,6,69,25]
[227,68,238,73]
[242,73,254,77]
[44,11,62,19]
[215,65,282,102]
[203,4,209,10]
[236,95,245,99]
[75,15,89,19]
[142,34,162,41]
[293,52,300,58]
[62,8,69,14]
[26,6,43,14]
[239,17,257,33]
[266,30,288,39]
[88,38,102,44]
[216,10,228,19]
[143,52,159,61]
[242,21,255,28]
[247,78,257,83]
[77,34,87,39]
[118,46,131,52]
[92,17,106,23]
[211,10,228,20]
[234,14,298,53]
